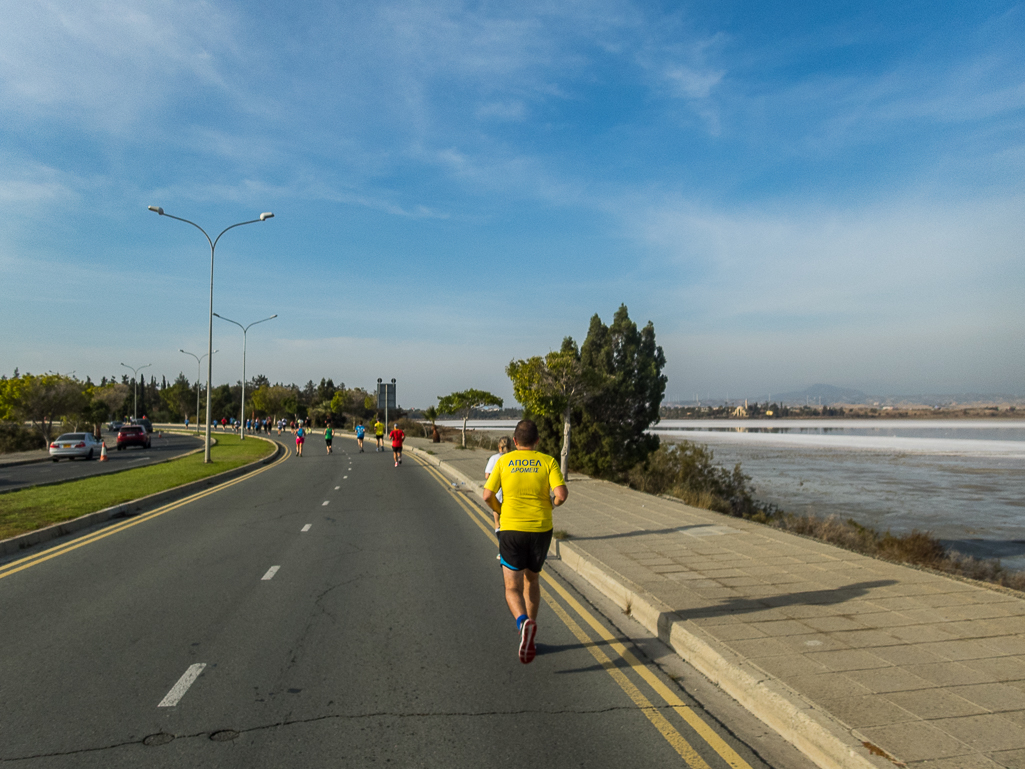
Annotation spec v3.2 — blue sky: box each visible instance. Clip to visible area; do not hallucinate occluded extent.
[2,0,1023,406]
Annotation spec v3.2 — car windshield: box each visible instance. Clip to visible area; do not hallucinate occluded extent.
[120,427,142,434]
[57,434,87,441]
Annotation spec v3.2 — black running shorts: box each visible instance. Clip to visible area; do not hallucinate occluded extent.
[499,529,554,573]
[392,445,403,454]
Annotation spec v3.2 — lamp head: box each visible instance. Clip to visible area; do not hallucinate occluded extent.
[148,206,164,215]
[260,212,274,221]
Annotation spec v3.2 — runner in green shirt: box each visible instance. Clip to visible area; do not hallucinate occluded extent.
[324,424,334,454]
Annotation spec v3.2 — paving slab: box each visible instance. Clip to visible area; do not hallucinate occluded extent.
[406,435,1025,769]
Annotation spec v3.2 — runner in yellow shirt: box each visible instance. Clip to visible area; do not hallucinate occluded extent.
[483,419,568,664]
[373,419,385,452]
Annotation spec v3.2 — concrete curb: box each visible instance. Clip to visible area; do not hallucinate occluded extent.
[409,444,892,769]
[0,437,284,558]
[0,455,52,469]
[556,542,891,769]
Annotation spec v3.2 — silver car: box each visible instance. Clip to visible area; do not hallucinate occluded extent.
[49,433,104,461]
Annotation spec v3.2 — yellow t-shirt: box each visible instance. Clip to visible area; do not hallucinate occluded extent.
[484,450,565,533]
[374,421,384,436]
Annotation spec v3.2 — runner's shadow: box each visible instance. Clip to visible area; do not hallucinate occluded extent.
[672,579,898,621]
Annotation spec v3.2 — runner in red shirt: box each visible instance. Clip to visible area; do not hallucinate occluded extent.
[389,423,405,467]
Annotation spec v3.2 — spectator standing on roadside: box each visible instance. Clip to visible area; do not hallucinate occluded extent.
[483,420,568,665]
[389,422,405,467]
[374,418,385,452]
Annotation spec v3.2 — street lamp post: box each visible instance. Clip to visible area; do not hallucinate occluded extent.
[120,362,152,420]
[179,349,217,432]
[148,206,274,462]
[212,313,277,440]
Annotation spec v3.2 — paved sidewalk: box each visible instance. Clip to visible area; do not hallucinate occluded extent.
[407,435,1025,769]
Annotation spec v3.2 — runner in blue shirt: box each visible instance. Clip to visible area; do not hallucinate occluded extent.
[355,421,366,453]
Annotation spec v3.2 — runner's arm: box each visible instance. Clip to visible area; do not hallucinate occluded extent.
[552,485,568,507]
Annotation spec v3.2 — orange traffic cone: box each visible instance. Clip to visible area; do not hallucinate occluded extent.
[99,442,108,462]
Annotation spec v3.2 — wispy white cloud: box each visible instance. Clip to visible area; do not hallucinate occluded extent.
[623,191,1025,339]
[0,0,243,131]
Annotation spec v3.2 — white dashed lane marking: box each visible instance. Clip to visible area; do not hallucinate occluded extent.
[322,500,329,506]
[301,524,312,532]
[158,664,206,707]
[261,566,280,581]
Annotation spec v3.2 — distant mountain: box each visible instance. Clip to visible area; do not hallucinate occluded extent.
[770,384,870,405]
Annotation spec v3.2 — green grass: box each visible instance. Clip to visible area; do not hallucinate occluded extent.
[0,434,276,541]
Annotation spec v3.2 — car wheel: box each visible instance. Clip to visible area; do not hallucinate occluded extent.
[87,449,94,460]
[52,457,59,463]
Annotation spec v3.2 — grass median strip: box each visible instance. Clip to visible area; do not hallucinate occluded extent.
[0,435,275,541]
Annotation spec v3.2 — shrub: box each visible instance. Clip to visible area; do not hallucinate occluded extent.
[0,423,43,453]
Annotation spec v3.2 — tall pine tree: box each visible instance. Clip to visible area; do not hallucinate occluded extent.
[529,305,667,480]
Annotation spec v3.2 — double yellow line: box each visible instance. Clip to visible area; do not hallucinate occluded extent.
[412,452,753,769]
[0,446,291,582]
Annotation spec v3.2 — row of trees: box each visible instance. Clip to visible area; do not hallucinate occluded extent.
[0,371,383,449]
[0,373,131,447]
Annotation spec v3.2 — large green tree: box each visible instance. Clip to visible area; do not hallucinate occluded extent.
[0,373,88,447]
[437,389,503,448]
[530,305,666,480]
[507,338,602,478]
[159,374,194,422]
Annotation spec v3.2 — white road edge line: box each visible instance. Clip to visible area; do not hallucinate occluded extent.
[262,565,281,580]
[301,524,312,532]
[158,663,206,707]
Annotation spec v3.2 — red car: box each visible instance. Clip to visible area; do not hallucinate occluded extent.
[116,425,151,450]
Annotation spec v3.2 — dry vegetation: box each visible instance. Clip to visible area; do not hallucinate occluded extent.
[630,441,1025,592]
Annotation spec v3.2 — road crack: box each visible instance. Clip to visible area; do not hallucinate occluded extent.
[0,704,675,761]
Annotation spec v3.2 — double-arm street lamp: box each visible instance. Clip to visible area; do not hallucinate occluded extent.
[179,348,218,433]
[148,206,274,462]
[212,313,278,440]
[120,362,152,420]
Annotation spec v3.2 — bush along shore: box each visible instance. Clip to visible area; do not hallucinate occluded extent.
[626,441,1025,593]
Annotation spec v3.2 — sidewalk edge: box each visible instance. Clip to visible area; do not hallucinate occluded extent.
[556,541,893,769]
[0,437,283,558]
[412,443,894,769]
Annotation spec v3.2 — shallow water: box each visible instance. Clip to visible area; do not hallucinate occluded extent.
[659,429,1025,571]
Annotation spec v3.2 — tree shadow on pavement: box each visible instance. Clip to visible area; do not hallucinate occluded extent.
[671,579,898,622]
[569,524,730,542]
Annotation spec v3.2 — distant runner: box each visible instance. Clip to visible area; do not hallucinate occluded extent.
[389,423,405,467]
[483,419,567,664]
[324,423,333,455]
[294,424,306,457]
[355,421,366,453]
[374,419,385,452]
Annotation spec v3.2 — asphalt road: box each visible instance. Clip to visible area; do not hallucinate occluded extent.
[0,434,777,768]
[0,432,205,494]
